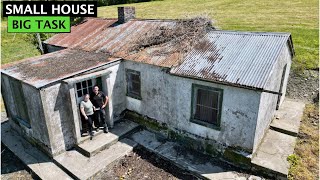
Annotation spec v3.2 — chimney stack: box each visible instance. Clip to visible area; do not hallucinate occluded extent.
[118,7,136,23]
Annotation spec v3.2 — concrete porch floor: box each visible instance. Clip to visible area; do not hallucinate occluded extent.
[252,98,305,177]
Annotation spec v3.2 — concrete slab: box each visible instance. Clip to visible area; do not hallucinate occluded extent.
[252,129,296,176]
[76,120,139,157]
[1,122,72,180]
[270,98,305,136]
[54,138,137,180]
[130,130,250,180]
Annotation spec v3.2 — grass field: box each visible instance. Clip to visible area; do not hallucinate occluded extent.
[98,0,319,70]
[288,104,319,180]
[1,0,318,69]
[1,20,41,65]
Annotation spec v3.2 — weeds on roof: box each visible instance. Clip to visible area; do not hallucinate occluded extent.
[129,16,215,62]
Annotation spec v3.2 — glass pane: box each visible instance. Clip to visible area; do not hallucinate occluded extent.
[197,89,219,108]
[77,90,82,97]
[88,79,92,86]
[83,88,88,95]
[195,105,218,125]
[82,81,87,88]
[131,74,140,82]
[132,82,140,94]
[76,82,81,90]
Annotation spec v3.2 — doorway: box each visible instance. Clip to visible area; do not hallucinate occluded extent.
[276,64,287,110]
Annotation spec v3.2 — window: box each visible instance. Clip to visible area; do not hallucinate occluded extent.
[10,79,30,127]
[126,69,141,99]
[191,84,223,129]
[76,79,93,98]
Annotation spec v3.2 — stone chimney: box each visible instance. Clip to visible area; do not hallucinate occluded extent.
[118,7,136,23]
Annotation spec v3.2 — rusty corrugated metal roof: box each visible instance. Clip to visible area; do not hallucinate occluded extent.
[170,31,292,89]
[8,18,293,90]
[45,18,180,67]
[1,49,119,88]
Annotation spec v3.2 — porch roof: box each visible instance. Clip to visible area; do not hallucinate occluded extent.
[1,49,120,89]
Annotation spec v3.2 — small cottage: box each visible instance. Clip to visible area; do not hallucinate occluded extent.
[1,7,294,157]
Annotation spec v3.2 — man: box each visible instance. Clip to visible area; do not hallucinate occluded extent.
[90,85,109,133]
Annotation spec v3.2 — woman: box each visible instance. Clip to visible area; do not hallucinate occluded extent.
[80,94,95,139]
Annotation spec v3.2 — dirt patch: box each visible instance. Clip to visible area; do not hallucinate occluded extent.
[1,144,33,180]
[93,146,198,180]
[286,70,319,103]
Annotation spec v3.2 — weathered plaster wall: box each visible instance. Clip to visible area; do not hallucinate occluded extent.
[124,61,261,152]
[22,83,51,151]
[279,44,292,104]
[253,43,292,153]
[1,74,52,155]
[41,82,77,156]
[1,74,18,118]
[101,62,126,126]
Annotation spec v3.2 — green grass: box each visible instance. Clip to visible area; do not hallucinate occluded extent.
[288,104,319,180]
[98,0,319,70]
[1,20,41,65]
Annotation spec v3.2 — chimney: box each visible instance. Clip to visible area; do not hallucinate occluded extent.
[118,7,135,23]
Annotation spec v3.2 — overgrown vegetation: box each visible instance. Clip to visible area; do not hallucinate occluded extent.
[288,104,319,180]
[129,16,213,61]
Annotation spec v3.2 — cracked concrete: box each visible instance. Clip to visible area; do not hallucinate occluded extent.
[251,129,296,176]
[1,122,72,180]
[270,98,305,136]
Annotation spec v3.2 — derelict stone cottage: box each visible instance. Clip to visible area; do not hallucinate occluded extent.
[1,7,294,160]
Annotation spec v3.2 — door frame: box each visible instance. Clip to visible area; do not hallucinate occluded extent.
[276,64,287,110]
[63,69,112,144]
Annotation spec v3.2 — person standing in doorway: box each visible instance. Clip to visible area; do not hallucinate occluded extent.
[80,94,95,140]
[91,85,109,133]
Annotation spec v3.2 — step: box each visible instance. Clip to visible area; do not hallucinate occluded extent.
[54,138,137,180]
[251,129,296,177]
[270,98,305,137]
[76,120,139,157]
[1,122,72,180]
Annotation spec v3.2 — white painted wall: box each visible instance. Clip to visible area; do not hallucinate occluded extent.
[253,43,292,153]
[124,61,261,152]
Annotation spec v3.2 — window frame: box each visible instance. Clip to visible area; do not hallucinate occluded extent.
[126,69,142,100]
[75,79,94,99]
[190,84,223,130]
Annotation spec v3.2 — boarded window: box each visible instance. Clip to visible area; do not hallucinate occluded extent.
[192,84,223,128]
[10,79,30,126]
[126,69,141,99]
[76,79,94,98]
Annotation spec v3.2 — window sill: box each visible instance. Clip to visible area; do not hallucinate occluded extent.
[190,118,221,131]
[13,117,31,129]
[126,93,142,100]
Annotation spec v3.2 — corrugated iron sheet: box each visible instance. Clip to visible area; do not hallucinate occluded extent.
[12,18,292,90]
[170,31,291,89]
[45,18,179,67]
[1,49,119,88]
